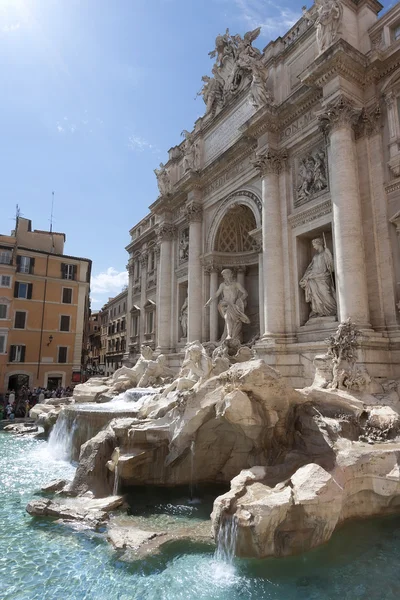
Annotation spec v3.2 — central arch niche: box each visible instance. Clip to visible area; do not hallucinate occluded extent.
[207,202,260,343]
[214,205,257,253]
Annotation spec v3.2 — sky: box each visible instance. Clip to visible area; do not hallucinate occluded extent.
[0,0,393,309]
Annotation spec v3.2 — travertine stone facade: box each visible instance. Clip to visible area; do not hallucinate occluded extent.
[125,0,400,385]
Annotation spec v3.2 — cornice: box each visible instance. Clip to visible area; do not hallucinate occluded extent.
[288,198,332,229]
[300,39,368,89]
[386,180,400,194]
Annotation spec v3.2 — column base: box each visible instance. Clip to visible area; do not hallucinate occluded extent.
[258,332,297,346]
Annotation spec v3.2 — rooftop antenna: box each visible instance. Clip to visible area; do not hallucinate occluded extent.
[50,191,55,233]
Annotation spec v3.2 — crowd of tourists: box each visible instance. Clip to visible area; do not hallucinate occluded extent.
[0,385,73,420]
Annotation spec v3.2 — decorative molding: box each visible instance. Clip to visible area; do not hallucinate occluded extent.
[318,96,362,136]
[386,180,400,194]
[202,251,259,270]
[289,198,332,229]
[252,149,288,176]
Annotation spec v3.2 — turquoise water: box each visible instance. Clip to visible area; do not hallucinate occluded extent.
[1,432,400,599]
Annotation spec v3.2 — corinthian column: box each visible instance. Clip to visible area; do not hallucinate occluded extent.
[319,97,370,327]
[156,223,175,351]
[186,200,203,342]
[253,149,287,341]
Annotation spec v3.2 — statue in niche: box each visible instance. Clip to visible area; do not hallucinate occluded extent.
[154,163,172,196]
[299,238,337,319]
[205,268,250,341]
[297,149,327,204]
[314,0,342,54]
[179,229,189,262]
[179,296,188,338]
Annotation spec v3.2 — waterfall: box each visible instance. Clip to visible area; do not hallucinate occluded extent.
[215,516,238,563]
[47,411,77,462]
[113,464,119,496]
[189,441,195,501]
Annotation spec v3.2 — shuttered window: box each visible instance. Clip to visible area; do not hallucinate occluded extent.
[14,282,33,299]
[62,288,72,304]
[60,315,71,332]
[58,347,67,363]
[17,256,34,274]
[10,345,26,362]
[14,311,26,329]
[61,263,77,280]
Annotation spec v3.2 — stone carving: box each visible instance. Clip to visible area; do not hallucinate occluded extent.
[179,229,189,262]
[205,268,250,341]
[179,296,188,338]
[112,345,173,389]
[296,148,327,206]
[181,130,201,172]
[199,27,271,116]
[299,237,337,319]
[161,341,213,396]
[154,163,172,196]
[325,318,361,389]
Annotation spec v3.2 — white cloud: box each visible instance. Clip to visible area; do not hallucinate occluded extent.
[2,22,20,33]
[128,134,159,154]
[57,124,64,133]
[91,267,128,295]
[231,0,300,39]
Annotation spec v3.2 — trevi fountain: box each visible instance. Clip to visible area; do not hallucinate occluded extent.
[3,0,400,598]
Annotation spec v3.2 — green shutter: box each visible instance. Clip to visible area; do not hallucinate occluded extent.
[20,346,26,363]
[29,258,35,274]
[27,284,33,299]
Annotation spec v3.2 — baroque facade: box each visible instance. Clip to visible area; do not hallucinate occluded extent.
[126,0,400,385]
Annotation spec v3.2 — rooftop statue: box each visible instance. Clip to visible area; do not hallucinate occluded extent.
[154,162,172,196]
[199,26,271,115]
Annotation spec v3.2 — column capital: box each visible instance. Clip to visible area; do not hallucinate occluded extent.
[185,202,203,222]
[355,104,382,139]
[318,96,362,136]
[252,148,287,176]
[139,251,148,267]
[156,223,176,243]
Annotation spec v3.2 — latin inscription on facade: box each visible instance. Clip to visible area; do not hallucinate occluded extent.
[204,97,256,166]
[204,157,249,197]
[280,109,315,140]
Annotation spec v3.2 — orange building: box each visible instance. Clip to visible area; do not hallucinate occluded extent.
[0,217,91,393]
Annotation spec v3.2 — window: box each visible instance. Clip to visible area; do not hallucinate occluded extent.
[0,334,7,354]
[0,275,11,288]
[14,311,26,329]
[149,251,155,272]
[147,311,154,334]
[14,282,33,299]
[121,319,125,331]
[17,256,34,274]
[60,315,71,332]
[0,250,12,265]
[0,304,7,319]
[116,321,120,333]
[123,302,126,312]
[61,263,77,280]
[118,305,121,314]
[62,288,72,304]
[394,24,400,41]
[116,339,120,352]
[10,345,25,362]
[58,346,68,363]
